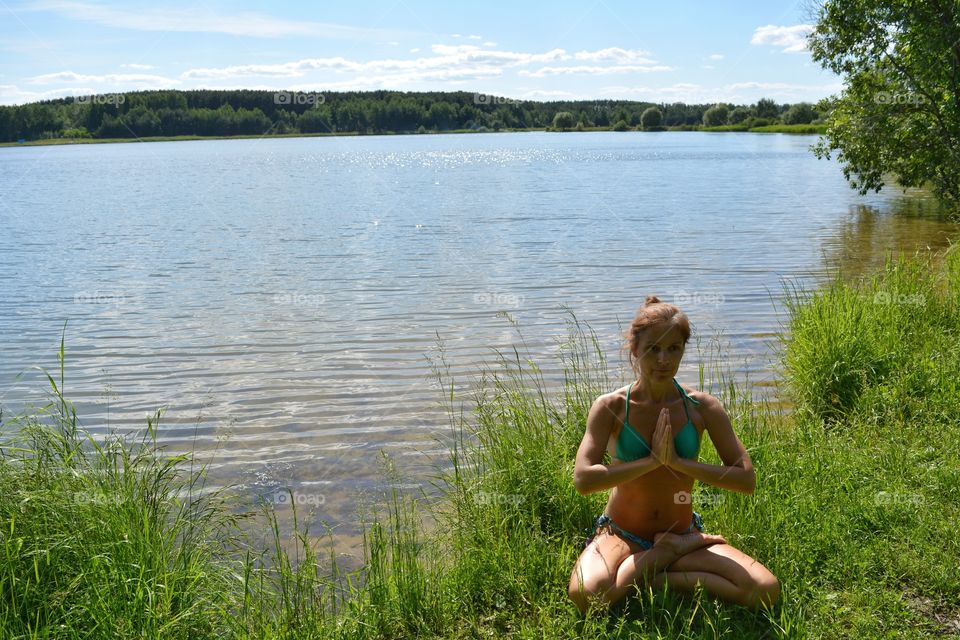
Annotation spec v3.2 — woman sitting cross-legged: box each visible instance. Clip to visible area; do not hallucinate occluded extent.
[567,295,780,615]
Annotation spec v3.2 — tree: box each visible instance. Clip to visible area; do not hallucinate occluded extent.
[783,102,817,125]
[298,107,332,133]
[703,104,729,127]
[754,98,779,120]
[427,102,457,130]
[640,106,662,130]
[592,106,611,127]
[61,126,91,138]
[552,111,576,131]
[809,0,960,209]
[728,106,752,124]
[0,90,852,145]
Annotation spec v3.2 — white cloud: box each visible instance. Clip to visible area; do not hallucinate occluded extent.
[724,80,842,97]
[181,59,359,80]
[598,83,703,102]
[9,43,691,103]
[482,41,497,47]
[121,63,154,70]
[573,47,655,64]
[426,43,566,63]
[179,46,570,84]
[0,83,96,105]
[24,1,407,39]
[27,70,177,87]
[520,64,671,78]
[516,47,667,76]
[520,89,580,100]
[751,24,814,54]
[177,45,667,90]
[708,53,724,61]
[467,34,482,40]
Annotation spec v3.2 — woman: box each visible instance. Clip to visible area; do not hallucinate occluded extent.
[567,296,780,615]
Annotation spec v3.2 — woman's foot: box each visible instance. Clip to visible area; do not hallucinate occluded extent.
[653,530,727,557]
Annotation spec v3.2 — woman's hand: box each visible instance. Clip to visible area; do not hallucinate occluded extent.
[651,407,677,468]
[653,530,727,558]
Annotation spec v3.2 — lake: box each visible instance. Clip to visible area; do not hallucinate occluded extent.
[1,131,956,559]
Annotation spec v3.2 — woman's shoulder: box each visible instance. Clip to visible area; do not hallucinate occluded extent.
[596,384,629,408]
[682,385,725,414]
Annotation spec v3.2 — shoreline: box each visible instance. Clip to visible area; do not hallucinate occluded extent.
[0,124,826,148]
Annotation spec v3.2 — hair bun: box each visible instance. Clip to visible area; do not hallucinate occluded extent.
[644,295,662,306]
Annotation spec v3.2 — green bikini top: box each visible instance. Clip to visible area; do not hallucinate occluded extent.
[615,378,701,461]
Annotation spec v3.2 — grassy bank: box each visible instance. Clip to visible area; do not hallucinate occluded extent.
[0,131,359,147]
[0,128,543,147]
[0,124,825,148]
[2,247,959,637]
[701,123,828,134]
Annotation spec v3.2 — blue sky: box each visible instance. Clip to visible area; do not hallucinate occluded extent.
[0,1,843,106]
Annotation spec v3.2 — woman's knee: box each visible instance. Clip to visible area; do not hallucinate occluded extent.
[567,532,636,612]
[567,571,616,612]
[743,571,780,608]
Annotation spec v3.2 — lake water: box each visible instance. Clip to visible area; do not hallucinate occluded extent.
[1,131,957,560]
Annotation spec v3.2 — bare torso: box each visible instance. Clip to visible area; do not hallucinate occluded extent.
[604,382,704,540]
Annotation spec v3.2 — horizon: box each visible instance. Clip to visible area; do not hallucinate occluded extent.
[0,0,842,107]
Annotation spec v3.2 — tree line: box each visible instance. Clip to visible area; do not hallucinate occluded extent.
[0,90,825,142]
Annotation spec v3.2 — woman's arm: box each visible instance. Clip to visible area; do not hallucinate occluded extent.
[572,394,664,495]
[665,393,756,494]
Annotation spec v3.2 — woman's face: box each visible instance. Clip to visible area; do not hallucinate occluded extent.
[635,321,686,382]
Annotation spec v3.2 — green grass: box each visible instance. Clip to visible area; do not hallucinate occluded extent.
[2,248,960,637]
[0,128,550,148]
[701,124,828,134]
[748,124,827,134]
[699,124,752,132]
[0,132,363,147]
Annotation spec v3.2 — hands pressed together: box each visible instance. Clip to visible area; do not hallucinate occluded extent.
[650,407,677,469]
[649,407,727,555]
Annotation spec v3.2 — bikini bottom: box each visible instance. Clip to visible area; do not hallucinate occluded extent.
[584,511,705,551]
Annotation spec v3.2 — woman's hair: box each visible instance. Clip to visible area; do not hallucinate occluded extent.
[622,295,692,373]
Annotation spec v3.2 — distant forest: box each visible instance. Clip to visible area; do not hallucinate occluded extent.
[0,90,826,142]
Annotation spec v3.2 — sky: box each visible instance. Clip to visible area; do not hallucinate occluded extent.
[0,0,844,106]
